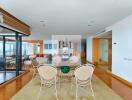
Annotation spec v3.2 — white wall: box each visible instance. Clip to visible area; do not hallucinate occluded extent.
[86,14,132,82]
[86,37,93,62]
[106,15,132,82]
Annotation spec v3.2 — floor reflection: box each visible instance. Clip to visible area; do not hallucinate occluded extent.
[0,71,24,84]
[94,66,132,100]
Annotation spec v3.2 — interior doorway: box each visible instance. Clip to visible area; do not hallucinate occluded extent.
[93,31,112,71]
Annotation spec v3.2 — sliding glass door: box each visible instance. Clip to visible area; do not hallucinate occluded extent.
[99,39,108,64]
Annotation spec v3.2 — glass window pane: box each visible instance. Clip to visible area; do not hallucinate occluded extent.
[49,44,52,49]
[45,44,48,49]
[54,44,57,49]
[0,41,3,57]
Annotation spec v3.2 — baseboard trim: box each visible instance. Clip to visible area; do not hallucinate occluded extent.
[86,60,93,64]
[107,71,132,88]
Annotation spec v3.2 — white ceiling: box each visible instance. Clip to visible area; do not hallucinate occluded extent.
[96,31,112,38]
[0,0,132,40]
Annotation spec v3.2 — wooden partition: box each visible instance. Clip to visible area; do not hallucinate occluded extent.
[0,7,31,35]
[92,38,99,64]
[108,38,112,70]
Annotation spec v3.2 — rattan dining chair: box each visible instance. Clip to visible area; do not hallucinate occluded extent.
[52,55,62,67]
[37,65,58,100]
[69,56,81,68]
[74,64,96,100]
[52,55,62,87]
[23,60,32,70]
[32,59,40,79]
[68,56,81,81]
[36,57,45,65]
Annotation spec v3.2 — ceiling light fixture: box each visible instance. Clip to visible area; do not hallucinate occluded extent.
[42,24,46,27]
[88,24,92,26]
[90,20,95,23]
[40,20,45,23]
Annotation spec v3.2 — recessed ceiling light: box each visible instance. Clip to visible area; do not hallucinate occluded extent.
[40,21,45,23]
[90,20,95,23]
[88,24,92,26]
[42,24,46,27]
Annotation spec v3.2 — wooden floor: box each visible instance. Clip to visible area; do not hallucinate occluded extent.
[0,67,132,100]
[94,67,132,100]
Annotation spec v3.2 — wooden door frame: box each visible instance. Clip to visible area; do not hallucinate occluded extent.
[92,38,99,65]
[92,37,112,70]
[108,38,112,71]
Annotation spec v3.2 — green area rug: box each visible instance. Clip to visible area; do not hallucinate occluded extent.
[11,75,122,100]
